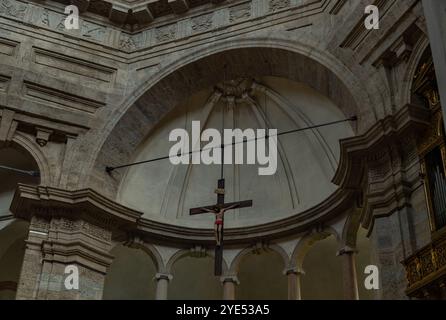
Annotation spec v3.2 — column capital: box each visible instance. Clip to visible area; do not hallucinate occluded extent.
[336,246,358,256]
[155,273,173,281]
[220,275,239,285]
[283,267,305,276]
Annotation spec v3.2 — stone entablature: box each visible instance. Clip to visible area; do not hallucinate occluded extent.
[2,0,327,52]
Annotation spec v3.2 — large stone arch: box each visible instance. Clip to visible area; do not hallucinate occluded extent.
[85,39,376,198]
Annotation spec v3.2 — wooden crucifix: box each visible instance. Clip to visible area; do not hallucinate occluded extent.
[190,178,252,276]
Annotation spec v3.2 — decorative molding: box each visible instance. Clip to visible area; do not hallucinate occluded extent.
[23,81,106,115]
[0,37,19,57]
[8,184,354,246]
[0,74,11,92]
[269,0,290,12]
[329,0,347,15]
[333,104,431,233]
[35,127,52,147]
[136,187,354,245]
[32,47,117,86]
[340,0,395,51]
[0,108,16,144]
[10,184,142,233]
[0,0,330,55]
[333,103,431,189]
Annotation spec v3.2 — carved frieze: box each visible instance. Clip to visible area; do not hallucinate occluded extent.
[269,0,290,12]
[40,9,66,32]
[119,34,137,51]
[229,3,251,23]
[0,0,26,20]
[155,24,177,43]
[81,21,107,43]
[191,13,213,33]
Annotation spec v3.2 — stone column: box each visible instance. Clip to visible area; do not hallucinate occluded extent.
[16,215,114,300]
[220,275,239,300]
[337,246,359,300]
[284,267,304,300]
[10,185,142,300]
[422,0,446,120]
[155,273,172,300]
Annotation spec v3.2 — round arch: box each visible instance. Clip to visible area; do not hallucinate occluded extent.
[166,248,223,300]
[120,240,165,273]
[229,243,289,274]
[85,39,376,198]
[234,245,288,300]
[103,243,158,300]
[291,228,340,270]
[166,248,229,274]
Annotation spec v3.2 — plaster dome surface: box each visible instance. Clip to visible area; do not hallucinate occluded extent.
[117,77,354,228]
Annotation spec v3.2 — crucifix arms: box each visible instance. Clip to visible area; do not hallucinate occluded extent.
[202,204,238,213]
[190,200,253,215]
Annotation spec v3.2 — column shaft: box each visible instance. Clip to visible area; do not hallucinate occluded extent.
[155,273,172,300]
[339,249,359,300]
[223,281,236,300]
[220,276,239,300]
[16,216,113,300]
[287,271,302,300]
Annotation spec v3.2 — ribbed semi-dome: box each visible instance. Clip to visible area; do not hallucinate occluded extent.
[117,76,354,228]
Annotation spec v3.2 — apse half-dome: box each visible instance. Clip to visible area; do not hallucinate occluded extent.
[117,77,354,228]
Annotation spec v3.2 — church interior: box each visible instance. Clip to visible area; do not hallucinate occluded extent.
[0,0,445,300]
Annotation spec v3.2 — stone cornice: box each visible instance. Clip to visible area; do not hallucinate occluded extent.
[10,184,355,246]
[332,103,430,189]
[41,239,114,273]
[135,187,355,245]
[10,184,142,230]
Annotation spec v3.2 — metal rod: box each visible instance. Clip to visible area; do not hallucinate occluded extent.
[0,165,40,177]
[106,116,357,173]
